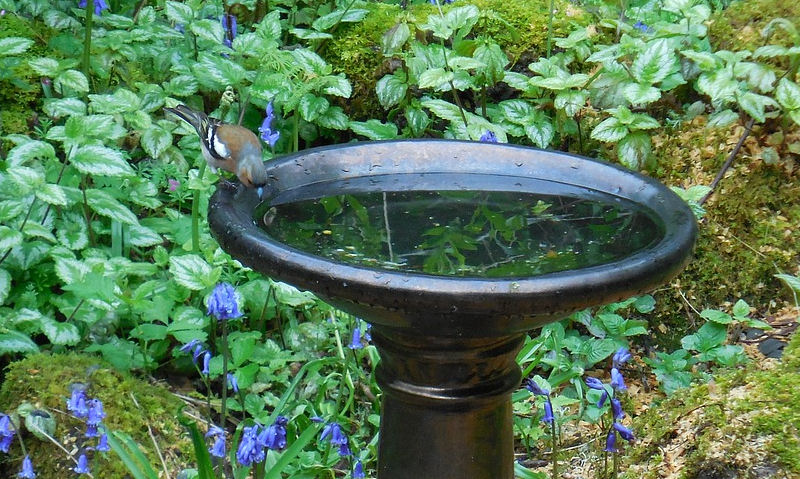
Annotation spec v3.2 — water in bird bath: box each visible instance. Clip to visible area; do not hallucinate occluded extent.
[255,176,662,278]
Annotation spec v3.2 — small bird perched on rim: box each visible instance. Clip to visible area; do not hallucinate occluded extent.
[165,104,268,189]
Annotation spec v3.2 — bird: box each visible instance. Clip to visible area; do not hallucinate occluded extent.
[164,104,268,189]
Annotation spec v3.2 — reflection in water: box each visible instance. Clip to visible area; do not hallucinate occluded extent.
[257,190,662,278]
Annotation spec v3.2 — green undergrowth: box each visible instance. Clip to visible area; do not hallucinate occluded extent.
[623,330,800,478]
[709,0,800,52]
[0,353,192,478]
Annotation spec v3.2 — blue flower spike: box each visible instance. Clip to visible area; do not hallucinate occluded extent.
[18,455,35,479]
[541,398,555,424]
[207,282,242,320]
[179,339,201,354]
[201,351,212,376]
[479,130,498,143]
[67,389,89,419]
[96,433,111,452]
[79,0,109,16]
[0,414,16,453]
[348,327,363,350]
[236,424,266,466]
[613,422,635,441]
[585,376,605,390]
[524,379,549,397]
[259,101,280,148]
[354,459,366,478]
[227,373,239,393]
[206,427,226,459]
[613,348,631,368]
[74,454,91,474]
[604,429,617,453]
[611,398,625,420]
[610,367,627,391]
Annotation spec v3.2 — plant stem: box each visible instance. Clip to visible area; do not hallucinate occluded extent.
[698,116,755,206]
[293,113,299,152]
[546,0,555,58]
[221,318,229,429]
[82,0,94,80]
[550,418,559,479]
[191,162,208,253]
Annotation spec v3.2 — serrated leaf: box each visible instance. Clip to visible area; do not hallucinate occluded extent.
[349,119,398,140]
[6,141,56,167]
[190,19,225,45]
[632,39,674,84]
[736,91,777,123]
[0,226,24,251]
[382,22,410,55]
[0,37,33,56]
[169,254,220,290]
[524,112,554,148]
[617,131,651,169]
[0,331,39,355]
[35,184,68,206]
[753,45,788,58]
[141,127,172,159]
[40,317,81,345]
[732,299,750,318]
[193,54,246,89]
[500,99,535,125]
[312,8,369,31]
[317,106,349,130]
[422,99,463,123]
[70,145,134,177]
[776,78,800,111]
[628,113,660,130]
[418,68,454,90]
[623,82,662,105]
[89,89,141,114]
[679,50,719,70]
[700,309,733,324]
[554,90,587,117]
[43,98,87,118]
[290,28,333,40]
[22,222,55,243]
[707,109,739,128]
[8,166,44,189]
[299,94,330,122]
[54,257,89,284]
[55,69,89,94]
[291,49,329,75]
[165,1,194,25]
[0,269,10,305]
[128,224,162,247]
[376,73,408,109]
[165,75,199,97]
[591,117,628,142]
[28,57,60,77]
[85,189,139,225]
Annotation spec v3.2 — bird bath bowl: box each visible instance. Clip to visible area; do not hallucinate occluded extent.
[208,140,697,479]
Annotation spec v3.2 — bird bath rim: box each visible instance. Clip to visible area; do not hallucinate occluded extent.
[208,139,697,337]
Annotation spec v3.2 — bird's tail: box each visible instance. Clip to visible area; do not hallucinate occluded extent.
[164,104,209,136]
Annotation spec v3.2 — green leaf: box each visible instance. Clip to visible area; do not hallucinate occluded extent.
[418,68,454,90]
[422,99,463,123]
[696,70,738,104]
[776,273,800,293]
[775,78,800,111]
[679,50,720,71]
[165,75,199,97]
[732,299,750,318]
[316,106,349,130]
[54,257,89,284]
[376,72,408,109]
[0,37,33,56]
[524,112,554,148]
[35,184,68,206]
[85,189,139,225]
[500,99,535,125]
[190,19,225,45]
[169,254,220,291]
[24,407,57,441]
[0,330,39,355]
[165,1,195,25]
[71,145,135,177]
[6,141,56,167]
[473,40,508,83]
[349,119,398,140]
[55,69,89,93]
[40,317,81,345]
[590,117,628,142]
[193,54,246,89]
[443,5,480,38]
[128,224,162,247]
[323,75,352,98]
[141,127,172,159]
[43,98,87,118]
[617,131,651,169]
[554,90,587,117]
[28,57,60,77]
[632,39,675,84]
[291,49,330,76]
[8,166,44,190]
[736,91,777,123]
[382,22,410,55]
[89,89,141,114]
[312,8,369,31]
[623,83,662,105]
[405,106,430,137]
[290,28,333,40]
[106,431,161,479]
[700,309,733,324]
[681,322,727,352]
[0,269,10,305]
[299,94,330,122]
[707,109,739,128]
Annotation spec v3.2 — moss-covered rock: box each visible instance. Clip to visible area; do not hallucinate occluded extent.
[623,330,800,478]
[0,353,194,478]
[323,0,590,121]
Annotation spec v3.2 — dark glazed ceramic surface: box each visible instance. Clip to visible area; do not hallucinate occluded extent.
[208,140,697,337]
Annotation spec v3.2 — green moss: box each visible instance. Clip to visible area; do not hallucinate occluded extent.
[324,0,590,121]
[623,331,800,477]
[709,0,800,52]
[0,353,193,478]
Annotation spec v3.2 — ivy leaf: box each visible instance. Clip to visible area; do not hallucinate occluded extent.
[169,254,221,291]
[85,189,140,225]
[70,145,135,177]
[349,119,398,140]
[0,37,33,56]
[590,117,628,142]
[40,317,81,345]
[617,131,651,169]
[0,331,39,355]
[632,39,675,84]
[376,72,408,109]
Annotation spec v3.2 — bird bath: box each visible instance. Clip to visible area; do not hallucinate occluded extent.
[208,140,697,479]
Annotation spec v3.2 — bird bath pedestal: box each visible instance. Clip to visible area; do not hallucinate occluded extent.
[208,140,696,479]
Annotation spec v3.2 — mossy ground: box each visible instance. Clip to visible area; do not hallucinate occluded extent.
[0,353,194,478]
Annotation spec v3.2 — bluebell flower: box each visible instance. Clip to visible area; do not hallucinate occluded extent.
[210,434,226,458]
[259,416,288,450]
[68,389,89,419]
[633,21,652,33]
[613,422,635,441]
[604,429,617,453]
[524,379,549,397]
[596,390,608,408]
[73,454,91,474]
[227,373,239,393]
[79,0,108,16]
[479,130,498,143]
[541,398,554,424]
[363,323,372,342]
[310,416,324,423]
[0,414,15,453]
[18,455,35,479]
[611,398,624,420]
[354,460,365,478]
[236,424,266,466]
[610,367,627,391]
[338,442,352,456]
[222,13,237,48]
[205,425,225,439]
[96,433,111,452]
[201,351,211,376]
[613,348,631,368]
[85,399,105,438]
[192,344,205,364]
[348,327,363,350]
[259,101,280,148]
[585,376,605,390]
[207,282,242,320]
[179,339,201,354]
[0,433,12,453]
[320,422,347,446]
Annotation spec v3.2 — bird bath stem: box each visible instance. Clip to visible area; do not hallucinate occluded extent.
[208,140,696,479]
